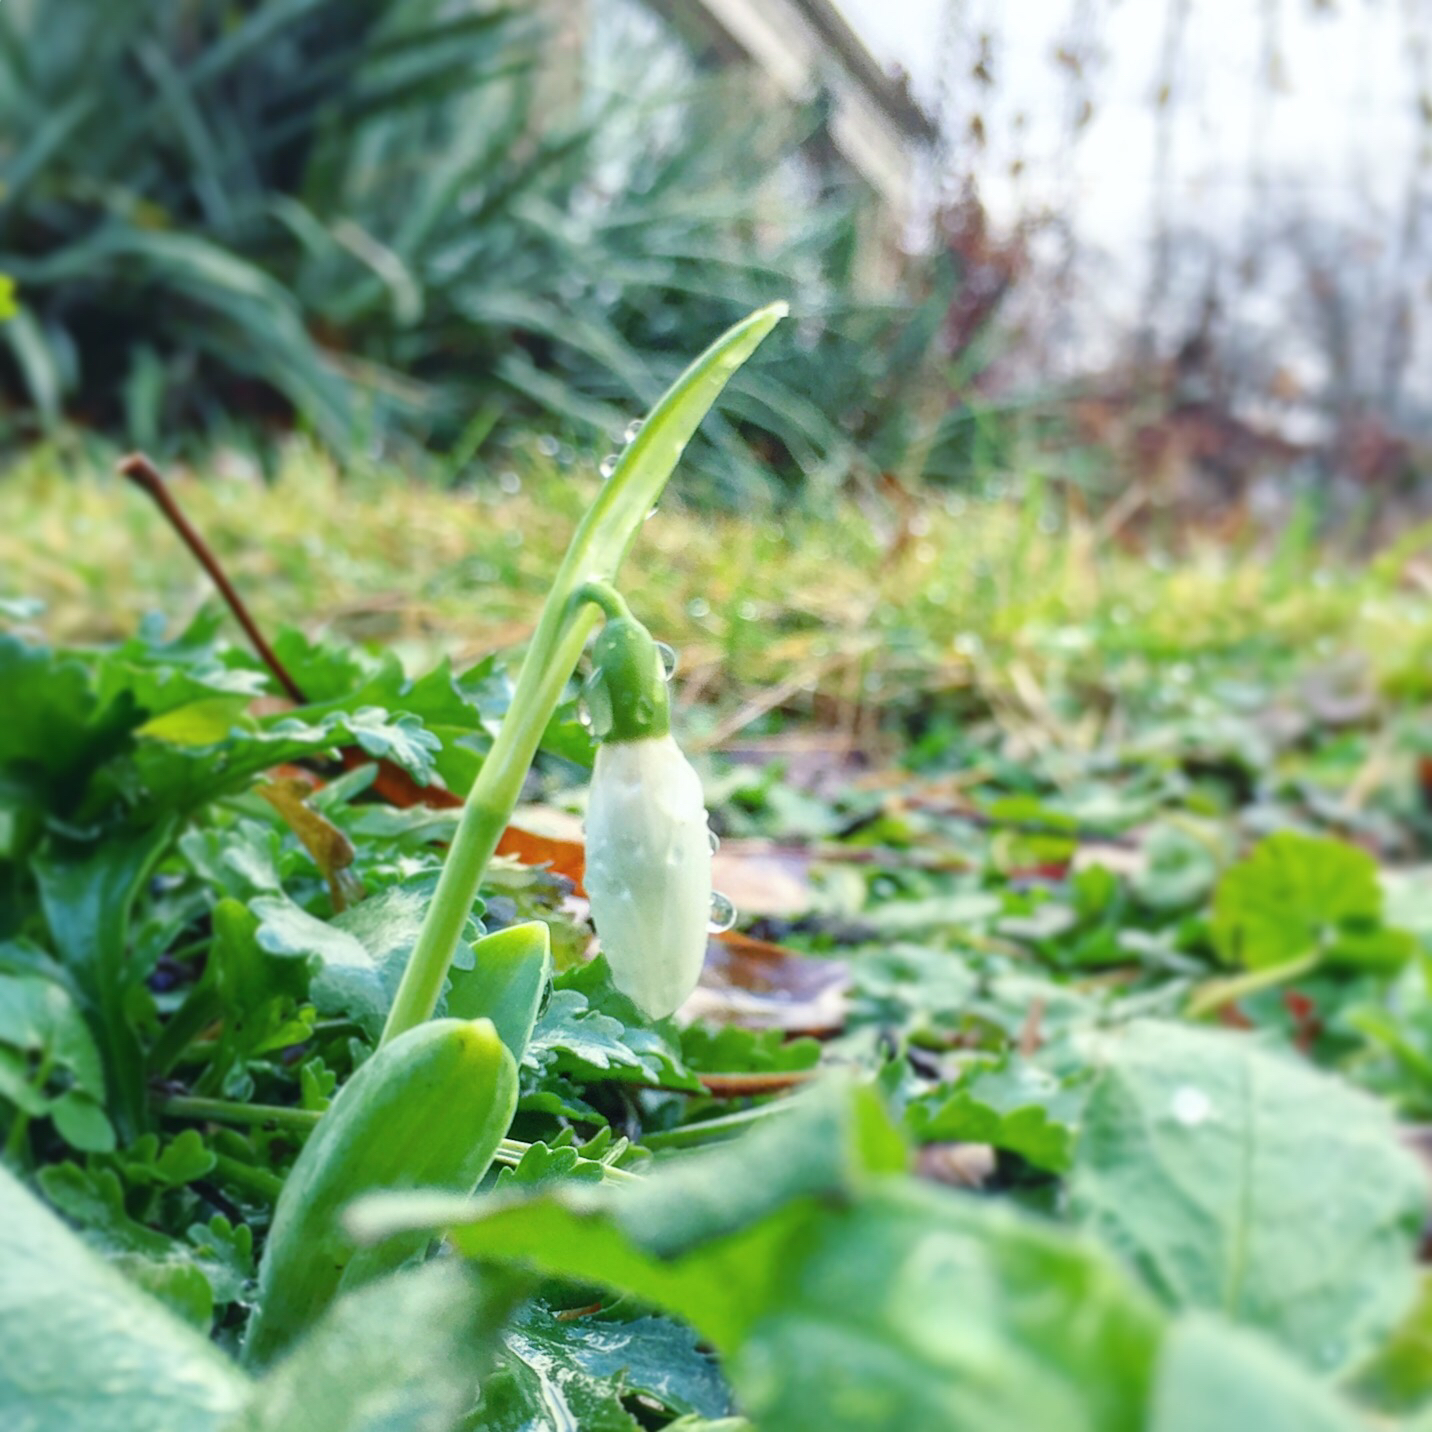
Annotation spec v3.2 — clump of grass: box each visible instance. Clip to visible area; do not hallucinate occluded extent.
[4,437,1430,751]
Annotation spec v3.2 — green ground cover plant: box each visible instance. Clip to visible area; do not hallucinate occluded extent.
[3,308,1432,1428]
[0,0,960,502]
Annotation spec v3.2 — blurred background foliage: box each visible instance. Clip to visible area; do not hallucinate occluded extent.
[0,0,996,504]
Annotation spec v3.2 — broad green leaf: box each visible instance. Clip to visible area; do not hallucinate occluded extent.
[224,1262,520,1432]
[1071,1020,1425,1372]
[259,708,441,783]
[32,1161,233,1323]
[266,637,509,794]
[446,921,551,1059]
[110,1253,217,1330]
[729,1180,1162,1432]
[351,1080,906,1350]
[137,697,253,746]
[1150,1315,1370,1432]
[38,1163,183,1259]
[680,1025,822,1076]
[0,1165,246,1431]
[663,1423,752,1432]
[352,1081,1163,1431]
[0,635,136,789]
[483,1305,731,1432]
[1212,832,1415,972]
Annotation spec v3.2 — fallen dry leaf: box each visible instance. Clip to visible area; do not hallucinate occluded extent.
[258,778,361,911]
[683,929,849,1034]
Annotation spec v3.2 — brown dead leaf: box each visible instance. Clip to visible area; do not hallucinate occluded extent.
[683,929,849,1034]
[495,825,586,892]
[712,842,816,918]
[258,778,362,911]
[916,1143,997,1189]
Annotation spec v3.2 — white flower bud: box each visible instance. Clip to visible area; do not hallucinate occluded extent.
[583,733,712,1018]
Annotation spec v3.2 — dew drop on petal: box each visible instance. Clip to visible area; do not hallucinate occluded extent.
[707,828,721,854]
[1170,1086,1211,1126]
[708,890,737,933]
[656,641,679,679]
[599,454,619,479]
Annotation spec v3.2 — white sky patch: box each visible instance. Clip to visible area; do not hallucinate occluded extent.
[834,1,1432,403]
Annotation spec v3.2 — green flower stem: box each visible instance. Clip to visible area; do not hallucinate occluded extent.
[2,1052,52,1166]
[210,1153,285,1202]
[573,580,633,624]
[380,302,787,1046]
[158,1095,324,1133]
[642,1100,797,1151]
[1186,949,1321,1019]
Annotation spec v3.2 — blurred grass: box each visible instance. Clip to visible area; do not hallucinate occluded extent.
[4,436,1431,755]
[0,0,960,502]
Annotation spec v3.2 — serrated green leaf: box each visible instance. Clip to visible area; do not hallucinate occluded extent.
[1213,832,1415,972]
[251,884,435,1039]
[532,958,699,1089]
[483,1304,731,1432]
[906,1058,1082,1173]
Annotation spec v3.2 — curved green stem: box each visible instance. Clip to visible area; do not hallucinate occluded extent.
[573,581,633,624]
[379,303,787,1046]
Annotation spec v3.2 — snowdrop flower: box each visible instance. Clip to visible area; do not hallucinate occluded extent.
[581,598,713,1018]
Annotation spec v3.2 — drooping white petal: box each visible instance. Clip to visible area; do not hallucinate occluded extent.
[583,734,712,1018]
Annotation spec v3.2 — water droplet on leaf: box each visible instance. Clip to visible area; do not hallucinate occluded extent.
[708,891,737,933]
[656,642,679,679]
[1170,1086,1211,1126]
[583,676,614,740]
[599,454,619,480]
[623,418,644,443]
